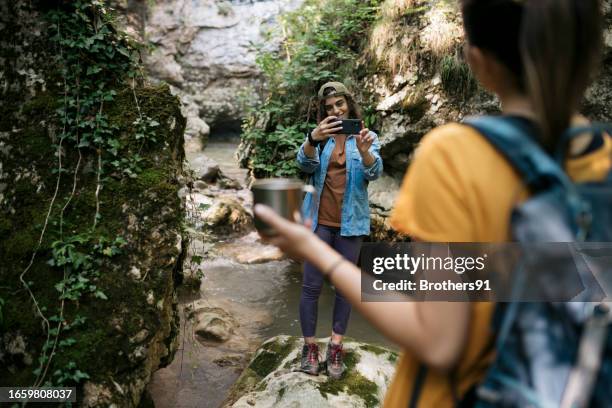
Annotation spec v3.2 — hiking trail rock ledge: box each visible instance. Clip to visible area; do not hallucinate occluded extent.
[224,335,398,408]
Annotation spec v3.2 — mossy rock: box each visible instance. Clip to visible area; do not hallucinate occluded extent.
[224,336,398,408]
[0,2,187,406]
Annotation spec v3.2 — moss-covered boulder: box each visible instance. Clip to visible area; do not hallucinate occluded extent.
[0,1,187,406]
[224,335,398,408]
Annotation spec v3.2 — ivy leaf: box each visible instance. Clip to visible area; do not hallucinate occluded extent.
[117,46,130,57]
[94,290,108,300]
[55,282,65,293]
[59,338,77,348]
[72,370,90,381]
[86,65,102,75]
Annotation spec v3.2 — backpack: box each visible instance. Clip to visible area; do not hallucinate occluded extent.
[463,116,612,408]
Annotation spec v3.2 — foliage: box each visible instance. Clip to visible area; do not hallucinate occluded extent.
[239,0,381,178]
[49,234,127,302]
[46,0,160,176]
[440,54,477,99]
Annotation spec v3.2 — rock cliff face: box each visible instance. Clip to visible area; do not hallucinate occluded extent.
[114,0,304,145]
[364,0,612,236]
[0,2,186,406]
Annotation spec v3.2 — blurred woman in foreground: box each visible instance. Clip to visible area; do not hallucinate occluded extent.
[256,0,609,405]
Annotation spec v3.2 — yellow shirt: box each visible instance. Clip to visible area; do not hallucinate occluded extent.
[385,122,612,407]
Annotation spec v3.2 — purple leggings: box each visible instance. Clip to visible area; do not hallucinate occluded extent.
[300,225,363,337]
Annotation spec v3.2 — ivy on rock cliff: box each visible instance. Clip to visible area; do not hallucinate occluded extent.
[0,0,185,401]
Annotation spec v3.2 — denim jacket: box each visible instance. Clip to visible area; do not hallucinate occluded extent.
[297,131,383,236]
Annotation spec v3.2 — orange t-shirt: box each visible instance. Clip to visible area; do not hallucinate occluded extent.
[385,122,612,407]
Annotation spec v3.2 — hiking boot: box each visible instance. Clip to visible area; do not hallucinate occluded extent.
[300,343,320,375]
[326,342,345,379]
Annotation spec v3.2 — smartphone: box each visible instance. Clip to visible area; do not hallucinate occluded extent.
[337,119,362,135]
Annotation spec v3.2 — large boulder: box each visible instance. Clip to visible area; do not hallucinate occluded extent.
[224,335,398,408]
[192,196,253,236]
[0,2,186,407]
[187,302,238,343]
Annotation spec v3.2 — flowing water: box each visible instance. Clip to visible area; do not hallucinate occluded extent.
[147,132,396,408]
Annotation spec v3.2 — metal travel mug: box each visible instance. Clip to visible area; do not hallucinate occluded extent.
[251,178,316,236]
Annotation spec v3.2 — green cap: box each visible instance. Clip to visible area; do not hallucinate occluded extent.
[317,81,351,100]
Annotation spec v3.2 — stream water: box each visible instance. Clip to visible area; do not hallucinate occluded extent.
[147,132,395,408]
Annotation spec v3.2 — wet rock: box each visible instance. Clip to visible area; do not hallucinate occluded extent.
[187,153,243,190]
[189,155,221,182]
[202,197,252,235]
[214,355,243,368]
[214,231,284,264]
[194,180,208,190]
[194,307,238,343]
[218,174,242,190]
[368,175,400,214]
[185,114,211,143]
[235,246,285,264]
[225,335,398,408]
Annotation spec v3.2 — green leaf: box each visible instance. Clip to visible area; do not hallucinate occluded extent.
[86,65,102,75]
[94,290,108,300]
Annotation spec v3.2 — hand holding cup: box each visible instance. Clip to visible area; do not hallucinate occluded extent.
[251,178,315,237]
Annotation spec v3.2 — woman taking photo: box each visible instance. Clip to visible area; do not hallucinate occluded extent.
[296,81,383,378]
[257,0,610,406]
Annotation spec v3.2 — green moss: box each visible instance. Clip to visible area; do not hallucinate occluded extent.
[52,328,107,370]
[224,367,260,405]
[248,352,277,380]
[250,337,297,378]
[21,92,57,118]
[136,169,167,188]
[317,350,379,408]
[359,344,387,356]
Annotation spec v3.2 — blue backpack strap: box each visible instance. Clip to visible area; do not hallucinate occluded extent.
[556,122,612,162]
[463,116,575,192]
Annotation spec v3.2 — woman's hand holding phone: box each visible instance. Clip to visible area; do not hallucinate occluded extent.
[356,122,374,154]
[311,116,343,142]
